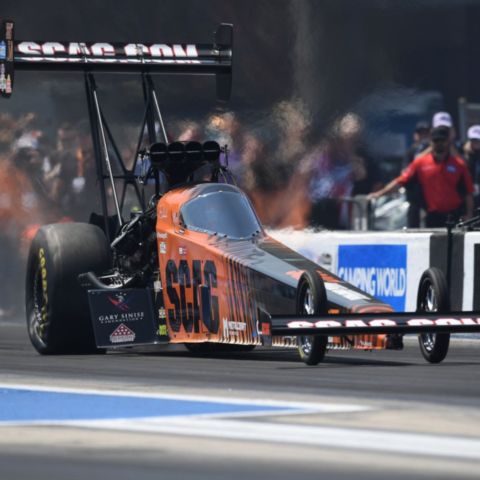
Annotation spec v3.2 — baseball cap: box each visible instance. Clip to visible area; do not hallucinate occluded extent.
[432,111,453,128]
[467,125,480,140]
[430,126,450,141]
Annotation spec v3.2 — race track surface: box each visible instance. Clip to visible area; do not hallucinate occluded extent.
[1,320,480,479]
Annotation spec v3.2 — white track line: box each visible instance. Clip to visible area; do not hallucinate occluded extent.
[73,417,480,461]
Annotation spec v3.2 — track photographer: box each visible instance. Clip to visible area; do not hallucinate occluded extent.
[368,126,474,227]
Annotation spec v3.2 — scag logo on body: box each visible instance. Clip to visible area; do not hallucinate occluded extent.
[337,245,407,311]
[166,259,219,334]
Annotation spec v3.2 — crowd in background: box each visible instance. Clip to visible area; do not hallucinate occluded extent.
[175,101,383,229]
[2,99,480,317]
[0,112,98,317]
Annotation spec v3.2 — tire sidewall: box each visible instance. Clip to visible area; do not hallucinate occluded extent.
[25,223,111,354]
[296,270,328,365]
[416,267,450,363]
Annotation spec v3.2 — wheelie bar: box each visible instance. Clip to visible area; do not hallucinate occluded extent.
[260,312,480,338]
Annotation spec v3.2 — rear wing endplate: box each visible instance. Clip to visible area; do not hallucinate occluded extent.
[0,20,233,100]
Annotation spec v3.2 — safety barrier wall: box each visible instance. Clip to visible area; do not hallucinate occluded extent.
[269,229,480,312]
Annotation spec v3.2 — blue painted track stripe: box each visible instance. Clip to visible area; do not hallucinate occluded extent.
[0,388,296,422]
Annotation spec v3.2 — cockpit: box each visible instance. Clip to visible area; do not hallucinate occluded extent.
[180,184,262,239]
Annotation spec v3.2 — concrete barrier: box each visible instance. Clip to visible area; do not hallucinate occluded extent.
[270,228,480,312]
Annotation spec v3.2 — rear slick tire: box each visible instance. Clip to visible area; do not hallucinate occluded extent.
[416,267,450,364]
[25,223,111,355]
[296,271,328,365]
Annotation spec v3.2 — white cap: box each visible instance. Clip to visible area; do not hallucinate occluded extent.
[467,125,480,140]
[432,111,453,128]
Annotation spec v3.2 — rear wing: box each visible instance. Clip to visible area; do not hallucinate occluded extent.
[0,20,233,100]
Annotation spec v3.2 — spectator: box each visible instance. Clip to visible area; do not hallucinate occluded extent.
[432,111,453,129]
[463,125,480,209]
[463,125,480,184]
[432,111,462,154]
[305,113,380,229]
[407,121,430,163]
[369,126,474,227]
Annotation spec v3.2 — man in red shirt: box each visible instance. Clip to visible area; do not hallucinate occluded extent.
[369,126,474,227]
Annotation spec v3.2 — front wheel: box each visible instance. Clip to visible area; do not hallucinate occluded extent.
[296,271,328,365]
[417,267,450,363]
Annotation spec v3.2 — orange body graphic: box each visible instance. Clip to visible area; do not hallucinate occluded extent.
[156,184,392,351]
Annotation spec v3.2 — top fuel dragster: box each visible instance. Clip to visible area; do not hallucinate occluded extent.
[1,20,479,364]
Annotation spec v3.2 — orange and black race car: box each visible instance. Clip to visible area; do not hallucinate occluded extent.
[3,20,479,364]
[25,152,480,365]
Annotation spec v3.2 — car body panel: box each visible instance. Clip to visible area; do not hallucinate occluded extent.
[156,183,392,349]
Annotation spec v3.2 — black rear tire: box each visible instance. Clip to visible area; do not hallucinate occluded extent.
[296,271,328,365]
[417,267,450,363]
[25,223,112,354]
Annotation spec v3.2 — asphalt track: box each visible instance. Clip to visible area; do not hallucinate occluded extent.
[1,320,480,479]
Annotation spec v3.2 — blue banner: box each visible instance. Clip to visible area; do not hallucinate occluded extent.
[337,244,407,311]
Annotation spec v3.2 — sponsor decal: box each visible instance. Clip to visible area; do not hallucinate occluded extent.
[223,319,247,337]
[0,64,6,92]
[109,323,136,344]
[165,259,219,334]
[97,293,146,324]
[0,41,5,60]
[5,22,13,41]
[179,246,187,255]
[324,282,369,301]
[97,312,145,324]
[337,245,407,311]
[158,307,166,319]
[108,292,131,312]
[156,232,168,239]
[37,248,48,338]
[7,41,13,62]
[89,289,158,347]
[446,165,457,173]
[16,41,200,64]
[286,317,480,329]
[159,242,167,254]
[157,324,168,336]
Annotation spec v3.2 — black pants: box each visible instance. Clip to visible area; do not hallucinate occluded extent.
[425,209,463,228]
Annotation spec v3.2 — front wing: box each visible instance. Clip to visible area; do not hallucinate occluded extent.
[262,312,480,338]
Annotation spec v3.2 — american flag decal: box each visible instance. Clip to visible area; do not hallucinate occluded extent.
[109,323,136,344]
